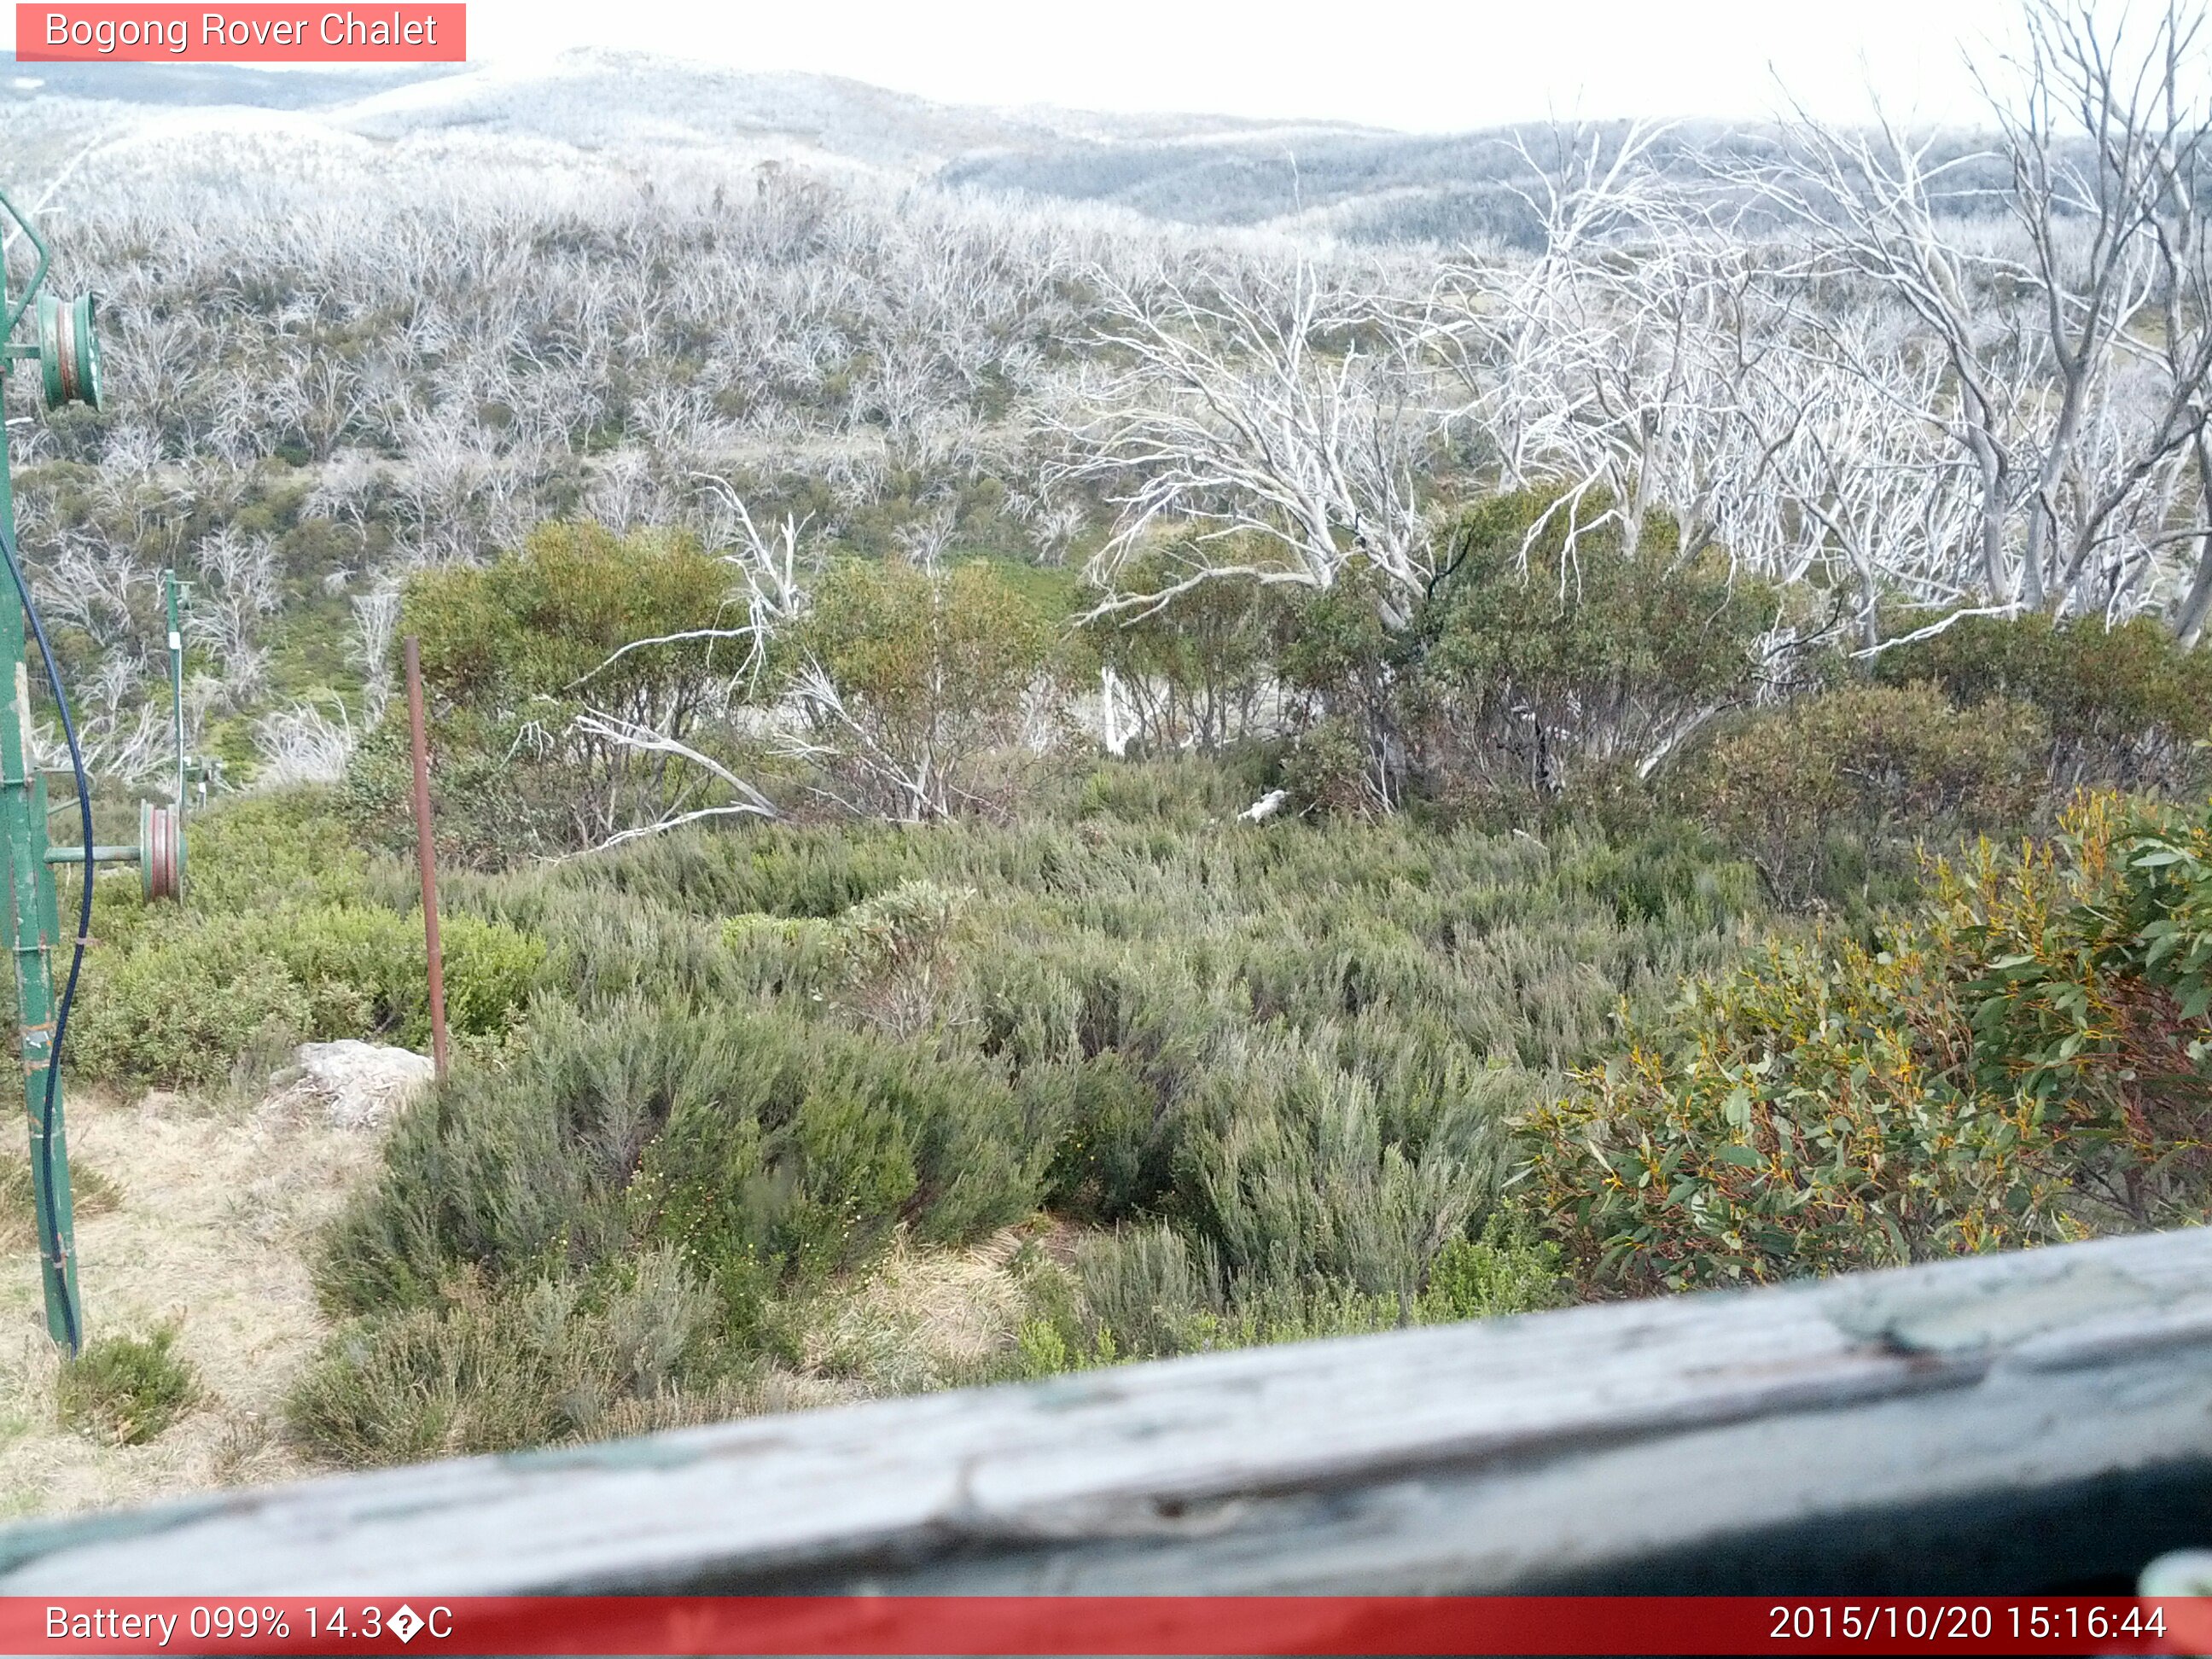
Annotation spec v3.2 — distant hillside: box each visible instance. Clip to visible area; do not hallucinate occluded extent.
[0,49,1486,237]
[1,54,454,107]
[2,49,2005,244]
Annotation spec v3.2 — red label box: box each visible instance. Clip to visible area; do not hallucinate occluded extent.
[15,4,464,61]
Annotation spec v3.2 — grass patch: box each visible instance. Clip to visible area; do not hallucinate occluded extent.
[2,1157,122,1249]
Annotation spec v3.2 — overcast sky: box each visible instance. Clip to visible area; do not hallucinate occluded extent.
[3,0,2033,131]
[455,0,2022,131]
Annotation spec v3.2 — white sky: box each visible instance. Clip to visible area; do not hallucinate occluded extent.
[4,0,2029,131]
[451,0,2024,131]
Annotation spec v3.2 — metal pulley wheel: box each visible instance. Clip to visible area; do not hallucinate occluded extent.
[36,293,101,411]
[139,800,183,902]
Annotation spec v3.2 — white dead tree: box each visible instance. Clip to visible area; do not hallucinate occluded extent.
[253,698,357,788]
[1425,123,1728,561]
[1754,0,2212,626]
[1059,265,1452,626]
[188,524,282,701]
[1745,318,1985,647]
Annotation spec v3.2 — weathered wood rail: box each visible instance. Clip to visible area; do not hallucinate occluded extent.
[6,1227,2212,1594]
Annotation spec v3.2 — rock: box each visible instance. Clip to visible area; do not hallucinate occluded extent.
[264,1040,436,1131]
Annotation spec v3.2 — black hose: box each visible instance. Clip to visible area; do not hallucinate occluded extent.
[0,518,87,1356]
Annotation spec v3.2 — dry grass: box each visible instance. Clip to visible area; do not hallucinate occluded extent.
[0,1086,384,1519]
[1,1091,1085,1508]
[797,1224,1062,1394]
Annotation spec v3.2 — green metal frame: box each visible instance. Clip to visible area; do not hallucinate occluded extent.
[3,183,183,1349]
[0,185,77,1347]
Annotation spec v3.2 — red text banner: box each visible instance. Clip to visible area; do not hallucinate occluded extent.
[2,1596,2210,1656]
[16,5,464,61]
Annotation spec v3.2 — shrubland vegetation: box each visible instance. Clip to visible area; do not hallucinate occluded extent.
[39,490,2206,1467]
[6,0,2212,1476]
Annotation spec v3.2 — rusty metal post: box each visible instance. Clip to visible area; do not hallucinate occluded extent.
[403,637,450,1082]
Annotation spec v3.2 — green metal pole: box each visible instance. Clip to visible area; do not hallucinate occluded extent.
[164,570,183,815]
[0,321,77,1352]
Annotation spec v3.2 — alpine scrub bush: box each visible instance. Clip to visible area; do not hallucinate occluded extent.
[789,556,1071,821]
[1690,682,2047,907]
[58,1325,202,1447]
[1528,793,2212,1294]
[286,1250,718,1466]
[350,524,748,864]
[69,923,316,1087]
[1277,491,1790,812]
[63,781,550,1088]
[1875,614,2212,795]
[286,754,1773,1460]
[315,998,1046,1336]
[70,904,547,1086]
[1954,791,2212,1222]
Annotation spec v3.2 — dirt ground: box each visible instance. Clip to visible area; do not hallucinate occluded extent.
[0,1086,383,1520]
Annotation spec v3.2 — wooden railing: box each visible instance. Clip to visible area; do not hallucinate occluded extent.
[5,1226,2212,1593]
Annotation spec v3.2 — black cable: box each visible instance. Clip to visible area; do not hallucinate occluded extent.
[0,518,87,1356]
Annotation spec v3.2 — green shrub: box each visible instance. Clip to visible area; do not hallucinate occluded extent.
[790,556,1069,820]
[1038,1054,1174,1223]
[1070,754,1278,827]
[1070,1224,1217,1359]
[70,903,545,1087]
[70,921,314,1086]
[1081,542,1294,752]
[406,521,736,708]
[177,789,369,913]
[1874,613,2212,793]
[317,1000,1046,1337]
[1528,792,2212,1295]
[1416,1214,1568,1321]
[268,906,549,1050]
[356,522,748,864]
[307,762,1773,1448]
[1055,1213,1558,1365]
[287,1250,713,1466]
[59,1325,201,1446]
[1690,683,2047,906]
[1272,490,1790,812]
[1281,716,1373,815]
[719,878,973,1027]
[1180,1047,1495,1313]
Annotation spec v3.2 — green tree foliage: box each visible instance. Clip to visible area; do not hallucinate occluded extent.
[1277,491,1787,812]
[1081,543,1295,751]
[405,522,736,705]
[352,524,744,860]
[789,557,1067,819]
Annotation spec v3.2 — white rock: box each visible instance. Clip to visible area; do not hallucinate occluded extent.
[265,1039,437,1132]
